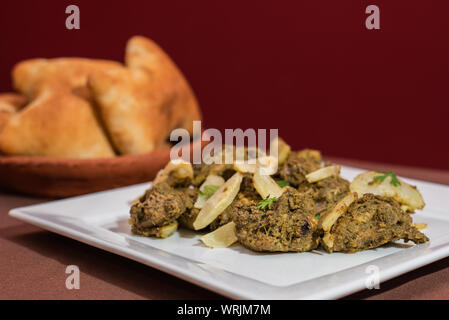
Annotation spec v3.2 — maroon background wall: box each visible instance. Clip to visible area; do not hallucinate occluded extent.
[0,0,448,169]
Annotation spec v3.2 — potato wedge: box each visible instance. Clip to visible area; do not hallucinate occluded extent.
[234,154,277,175]
[200,221,238,248]
[319,192,357,251]
[271,137,291,166]
[247,145,267,160]
[253,167,284,199]
[321,232,334,252]
[350,171,425,212]
[158,221,179,238]
[306,165,341,183]
[233,145,259,173]
[257,155,278,176]
[222,144,238,164]
[194,174,226,209]
[413,223,427,230]
[205,144,251,165]
[154,159,193,184]
[318,192,357,232]
[193,172,243,230]
[233,160,256,173]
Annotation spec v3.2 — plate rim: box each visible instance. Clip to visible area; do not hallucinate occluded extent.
[8,166,449,299]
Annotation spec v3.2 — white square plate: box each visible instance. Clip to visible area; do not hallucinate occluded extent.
[9,166,449,299]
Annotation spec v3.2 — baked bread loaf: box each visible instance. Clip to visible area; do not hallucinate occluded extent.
[88,36,201,155]
[13,58,122,99]
[0,36,201,158]
[0,88,116,158]
[0,58,119,158]
[0,93,27,133]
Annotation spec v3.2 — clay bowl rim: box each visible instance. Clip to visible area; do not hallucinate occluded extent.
[0,138,206,166]
[0,149,172,167]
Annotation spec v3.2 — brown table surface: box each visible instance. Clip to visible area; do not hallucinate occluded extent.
[2,157,449,300]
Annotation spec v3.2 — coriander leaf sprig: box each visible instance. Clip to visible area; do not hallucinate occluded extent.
[257,196,278,210]
[373,171,401,187]
[199,185,219,199]
[276,180,289,188]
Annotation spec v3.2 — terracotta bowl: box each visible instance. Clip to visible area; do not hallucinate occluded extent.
[0,150,171,198]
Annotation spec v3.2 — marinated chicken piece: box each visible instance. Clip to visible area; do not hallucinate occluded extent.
[187,149,268,230]
[239,173,261,200]
[179,207,200,230]
[209,173,261,231]
[298,176,350,216]
[279,149,322,187]
[180,163,233,229]
[209,203,234,231]
[154,159,194,186]
[297,149,322,163]
[192,163,235,186]
[131,221,179,238]
[321,193,428,253]
[129,182,196,237]
[233,187,319,252]
[192,145,259,186]
[186,173,260,231]
[129,141,430,254]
